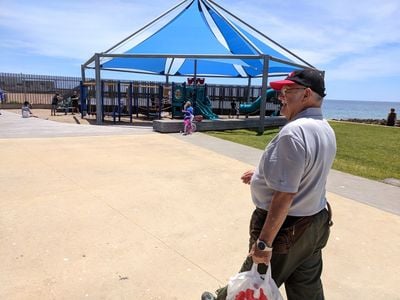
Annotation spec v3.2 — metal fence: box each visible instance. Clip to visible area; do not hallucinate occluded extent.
[0,73,82,105]
[0,72,267,109]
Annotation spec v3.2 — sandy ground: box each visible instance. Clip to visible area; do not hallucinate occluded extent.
[5,108,247,127]
[7,109,93,125]
[6,108,156,126]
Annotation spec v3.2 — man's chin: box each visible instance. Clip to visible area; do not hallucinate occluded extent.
[280,108,288,119]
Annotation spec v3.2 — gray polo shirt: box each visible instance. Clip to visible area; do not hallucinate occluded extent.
[250,107,336,216]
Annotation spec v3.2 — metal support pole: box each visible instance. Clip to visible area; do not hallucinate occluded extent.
[193,60,197,108]
[129,82,133,123]
[117,81,121,122]
[80,65,86,118]
[146,86,150,117]
[81,65,86,83]
[95,54,102,125]
[79,81,85,118]
[247,77,251,102]
[134,85,139,118]
[258,55,270,134]
[101,81,105,122]
[158,85,163,119]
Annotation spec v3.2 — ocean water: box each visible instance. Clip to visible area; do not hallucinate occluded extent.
[322,99,400,120]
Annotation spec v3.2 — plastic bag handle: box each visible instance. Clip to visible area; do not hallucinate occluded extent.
[266,263,272,280]
[251,263,272,281]
[250,263,259,275]
[250,263,262,278]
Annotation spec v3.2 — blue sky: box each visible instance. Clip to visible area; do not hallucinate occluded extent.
[1,0,399,102]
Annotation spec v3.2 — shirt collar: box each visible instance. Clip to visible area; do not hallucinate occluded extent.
[292,107,323,122]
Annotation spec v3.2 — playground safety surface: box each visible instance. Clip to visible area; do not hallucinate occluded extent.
[0,109,399,300]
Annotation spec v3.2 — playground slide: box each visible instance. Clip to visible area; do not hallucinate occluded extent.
[239,89,277,115]
[239,96,262,114]
[196,96,218,120]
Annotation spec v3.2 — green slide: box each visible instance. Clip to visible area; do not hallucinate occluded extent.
[195,96,218,120]
[239,89,277,115]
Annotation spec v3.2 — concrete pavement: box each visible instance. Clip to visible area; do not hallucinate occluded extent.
[0,110,154,138]
[0,110,399,300]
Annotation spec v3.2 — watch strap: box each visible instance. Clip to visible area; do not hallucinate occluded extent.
[256,239,273,252]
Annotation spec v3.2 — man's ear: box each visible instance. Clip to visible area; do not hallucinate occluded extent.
[302,88,311,102]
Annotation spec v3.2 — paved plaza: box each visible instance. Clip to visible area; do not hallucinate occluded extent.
[0,110,399,299]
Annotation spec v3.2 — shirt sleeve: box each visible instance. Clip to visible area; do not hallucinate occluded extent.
[263,134,306,193]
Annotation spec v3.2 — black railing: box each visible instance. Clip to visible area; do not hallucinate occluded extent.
[0,73,82,105]
[0,72,264,108]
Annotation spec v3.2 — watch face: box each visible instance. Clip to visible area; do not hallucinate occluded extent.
[257,241,266,250]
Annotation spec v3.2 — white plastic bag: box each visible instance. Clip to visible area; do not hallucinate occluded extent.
[227,263,283,300]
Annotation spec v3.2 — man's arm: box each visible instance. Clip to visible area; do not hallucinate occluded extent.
[250,191,295,264]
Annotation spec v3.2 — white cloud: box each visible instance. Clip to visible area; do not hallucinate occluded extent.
[218,0,400,78]
[0,0,176,60]
[326,46,400,80]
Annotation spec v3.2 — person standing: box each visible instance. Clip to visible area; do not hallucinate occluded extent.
[51,93,60,116]
[202,69,337,300]
[229,101,238,119]
[71,90,80,114]
[386,108,397,126]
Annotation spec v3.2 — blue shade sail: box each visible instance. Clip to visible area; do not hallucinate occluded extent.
[233,21,299,64]
[97,0,312,77]
[103,58,167,74]
[204,3,264,75]
[126,1,232,55]
[177,59,242,76]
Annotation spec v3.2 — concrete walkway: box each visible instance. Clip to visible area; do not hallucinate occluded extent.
[0,110,399,300]
[0,110,154,138]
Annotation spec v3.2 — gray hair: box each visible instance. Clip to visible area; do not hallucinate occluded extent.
[311,89,323,102]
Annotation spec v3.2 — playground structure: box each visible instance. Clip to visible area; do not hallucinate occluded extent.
[171,78,218,120]
[80,79,219,123]
[81,0,320,133]
[80,68,287,130]
[78,77,281,124]
[239,88,280,116]
[80,81,170,123]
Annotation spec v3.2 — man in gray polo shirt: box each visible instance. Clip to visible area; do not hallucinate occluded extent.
[202,69,336,300]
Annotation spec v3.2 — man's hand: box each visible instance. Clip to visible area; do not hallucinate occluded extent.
[249,243,272,265]
[241,170,254,185]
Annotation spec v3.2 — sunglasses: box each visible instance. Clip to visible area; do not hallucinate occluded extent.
[278,87,307,98]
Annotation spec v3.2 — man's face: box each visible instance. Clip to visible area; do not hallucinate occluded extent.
[278,84,307,121]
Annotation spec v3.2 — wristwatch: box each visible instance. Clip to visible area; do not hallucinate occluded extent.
[256,239,273,252]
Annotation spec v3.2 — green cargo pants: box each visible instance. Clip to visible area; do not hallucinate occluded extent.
[216,207,331,300]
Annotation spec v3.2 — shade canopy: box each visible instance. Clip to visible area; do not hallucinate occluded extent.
[82,0,322,129]
[84,0,314,78]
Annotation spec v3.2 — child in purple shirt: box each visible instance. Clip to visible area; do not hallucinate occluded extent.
[182,101,194,135]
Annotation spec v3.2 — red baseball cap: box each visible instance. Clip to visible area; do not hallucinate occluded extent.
[270,69,326,97]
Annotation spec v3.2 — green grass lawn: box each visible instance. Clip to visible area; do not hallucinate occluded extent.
[206,121,400,181]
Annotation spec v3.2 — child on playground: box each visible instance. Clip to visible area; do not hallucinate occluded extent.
[21,101,37,118]
[182,101,194,135]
